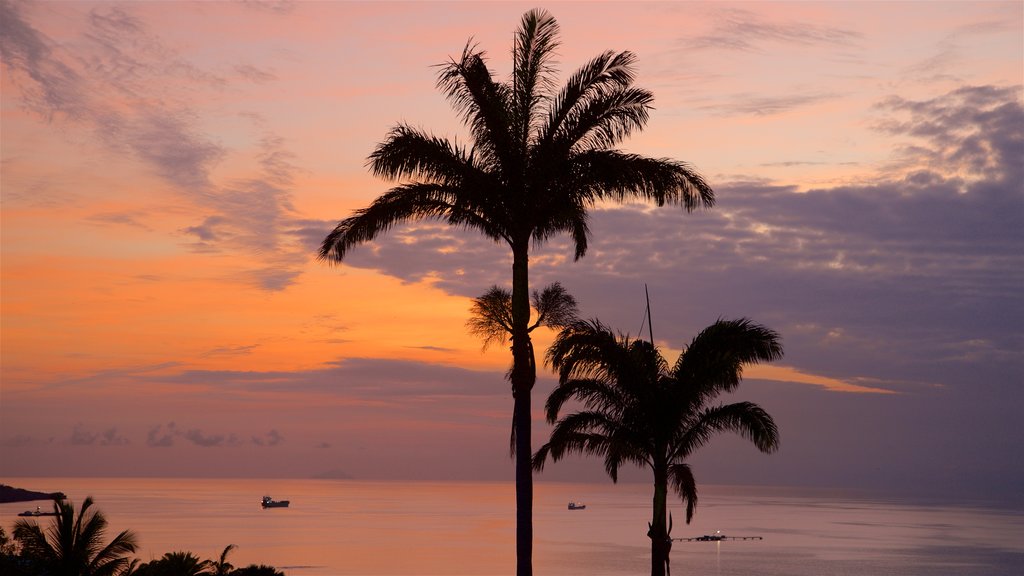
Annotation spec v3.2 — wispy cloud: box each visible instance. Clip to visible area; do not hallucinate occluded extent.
[70,424,131,446]
[686,8,862,52]
[183,428,242,448]
[701,91,838,117]
[145,421,274,448]
[202,344,260,358]
[147,422,177,447]
[86,211,153,230]
[251,429,284,447]
[2,1,308,291]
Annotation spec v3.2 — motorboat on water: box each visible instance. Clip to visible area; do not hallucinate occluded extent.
[18,506,58,517]
[567,501,586,510]
[261,496,290,508]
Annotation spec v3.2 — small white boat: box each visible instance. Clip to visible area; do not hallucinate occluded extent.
[17,506,58,517]
[567,501,586,510]
[261,496,290,508]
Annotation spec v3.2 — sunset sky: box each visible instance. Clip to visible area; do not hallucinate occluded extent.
[2,1,1021,502]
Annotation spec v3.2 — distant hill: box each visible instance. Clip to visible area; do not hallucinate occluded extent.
[0,484,65,503]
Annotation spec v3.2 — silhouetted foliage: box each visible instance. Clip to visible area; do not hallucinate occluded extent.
[2,506,280,576]
[534,318,782,576]
[212,544,236,576]
[11,496,137,576]
[319,9,714,575]
[131,551,213,576]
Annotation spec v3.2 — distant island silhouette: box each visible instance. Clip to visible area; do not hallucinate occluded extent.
[0,483,65,503]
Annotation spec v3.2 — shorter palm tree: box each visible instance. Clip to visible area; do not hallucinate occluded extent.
[13,496,137,576]
[467,282,578,452]
[533,318,782,576]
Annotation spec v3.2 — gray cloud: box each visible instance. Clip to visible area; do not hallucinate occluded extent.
[252,429,284,447]
[145,422,267,448]
[240,0,296,15]
[874,85,1023,184]
[3,1,307,291]
[0,0,88,119]
[183,216,230,244]
[163,357,506,400]
[183,429,230,447]
[86,211,152,230]
[241,265,304,291]
[146,422,177,447]
[235,63,277,83]
[686,8,862,52]
[701,91,839,117]
[2,434,50,447]
[203,344,260,358]
[70,425,132,446]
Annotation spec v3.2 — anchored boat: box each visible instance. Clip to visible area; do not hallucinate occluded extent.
[17,506,58,517]
[261,496,290,508]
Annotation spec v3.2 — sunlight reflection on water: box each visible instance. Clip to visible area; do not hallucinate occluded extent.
[2,478,1021,575]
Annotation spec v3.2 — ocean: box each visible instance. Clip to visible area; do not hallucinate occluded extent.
[2,478,1021,575]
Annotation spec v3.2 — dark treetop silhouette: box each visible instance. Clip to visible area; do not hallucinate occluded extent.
[318,9,714,575]
[12,496,138,576]
[534,318,781,576]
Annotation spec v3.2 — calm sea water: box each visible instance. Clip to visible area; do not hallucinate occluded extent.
[2,478,1021,576]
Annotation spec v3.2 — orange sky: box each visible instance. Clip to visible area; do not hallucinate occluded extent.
[2,1,1022,498]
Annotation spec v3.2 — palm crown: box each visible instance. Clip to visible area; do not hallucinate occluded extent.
[320,9,713,264]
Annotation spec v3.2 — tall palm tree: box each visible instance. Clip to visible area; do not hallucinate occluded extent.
[12,496,137,576]
[534,318,782,576]
[319,10,714,575]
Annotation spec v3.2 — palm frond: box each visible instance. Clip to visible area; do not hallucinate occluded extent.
[512,8,560,144]
[467,285,514,350]
[674,318,783,395]
[541,50,638,149]
[569,150,715,211]
[674,402,780,459]
[554,86,654,153]
[436,43,515,174]
[90,528,138,575]
[543,377,627,423]
[546,319,631,383]
[318,183,510,262]
[529,281,578,331]
[367,123,478,184]
[668,463,698,523]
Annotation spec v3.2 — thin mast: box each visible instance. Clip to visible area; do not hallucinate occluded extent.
[645,283,654,344]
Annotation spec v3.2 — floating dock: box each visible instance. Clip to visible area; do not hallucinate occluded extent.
[675,534,763,542]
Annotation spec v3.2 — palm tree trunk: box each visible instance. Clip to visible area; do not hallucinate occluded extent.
[650,463,670,576]
[510,243,534,576]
